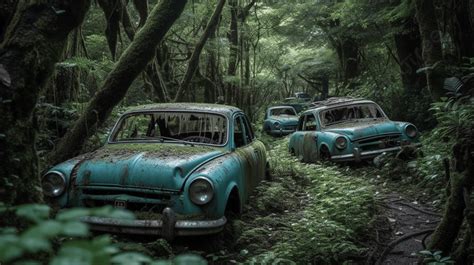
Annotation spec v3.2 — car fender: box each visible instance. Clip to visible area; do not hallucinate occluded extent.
[317,131,345,153]
[43,155,88,207]
[183,153,244,217]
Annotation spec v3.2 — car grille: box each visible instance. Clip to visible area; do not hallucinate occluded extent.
[82,188,172,201]
[83,199,167,213]
[356,134,402,151]
[81,188,174,214]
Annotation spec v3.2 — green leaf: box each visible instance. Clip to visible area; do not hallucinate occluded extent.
[19,235,52,253]
[16,204,50,223]
[111,252,152,265]
[173,254,207,265]
[61,221,90,237]
[0,234,22,262]
[56,208,91,221]
[23,220,63,239]
[90,206,135,220]
[419,250,433,255]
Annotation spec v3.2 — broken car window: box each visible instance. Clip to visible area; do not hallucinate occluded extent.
[319,104,385,127]
[270,107,297,116]
[112,112,228,145]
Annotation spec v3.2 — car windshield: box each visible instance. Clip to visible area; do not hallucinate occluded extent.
[270,107,297,116]
[319,103,386,127]
[296,93,310,99]
[112,112,228,145]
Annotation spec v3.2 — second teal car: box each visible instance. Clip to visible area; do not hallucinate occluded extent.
[263,106,299,136]
[289,98,421,163]
[41,103,268,240]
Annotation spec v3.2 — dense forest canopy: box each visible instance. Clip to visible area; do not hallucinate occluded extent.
[0,0,473,264]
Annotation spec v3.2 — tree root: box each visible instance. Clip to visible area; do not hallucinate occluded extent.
[397,202,442,217]
[375,229,435,265]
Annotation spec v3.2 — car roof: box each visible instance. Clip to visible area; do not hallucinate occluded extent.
[268,105,296,110]
[303,97,375,114]
[123,103,242,116]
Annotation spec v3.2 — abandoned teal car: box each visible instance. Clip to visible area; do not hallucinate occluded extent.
[42,103,268,239]
[263,106,299,136]
[289,98,421,162]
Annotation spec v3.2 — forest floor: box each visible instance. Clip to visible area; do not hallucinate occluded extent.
[113,136,443,264]
[370,193,441,264]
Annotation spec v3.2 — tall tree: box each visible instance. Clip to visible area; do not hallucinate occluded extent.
[0,0,90,205]
[226,0,239,103]
[174,0,227,102]
[414,0,445,101]
[394,15,426,93]
[49,0,187,166]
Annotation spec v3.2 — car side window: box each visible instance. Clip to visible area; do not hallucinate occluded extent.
[242,115,254,143]
[303,114,317,131]
[234,116,246,148]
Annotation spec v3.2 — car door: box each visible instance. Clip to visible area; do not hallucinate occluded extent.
[242,114,266,183]
[295,113,318,163]
[233,114,262,196]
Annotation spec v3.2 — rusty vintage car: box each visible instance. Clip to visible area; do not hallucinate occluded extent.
[263,106,299,136]
[42,103,268,239]
[288,98,421,162]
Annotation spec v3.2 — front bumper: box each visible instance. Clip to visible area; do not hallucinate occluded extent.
[331,143,422,162]
[268,129,295,136]
[80,207,226,240]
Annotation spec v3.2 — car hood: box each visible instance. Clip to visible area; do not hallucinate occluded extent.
[324,120,401,140]
[269,115,299,124]
[74,143,225,191]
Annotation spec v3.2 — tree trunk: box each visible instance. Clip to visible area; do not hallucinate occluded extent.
[133,0,148,28]
[226,0,238,103]
[48,0,187,166]
[321,76,329,100]
[429,143,474,257]
[97,0,122,60]
[0,0,18,43]
[394,16,426,93]
[452,0,474,59]
[45,63,81,105]
[414,0,445,101]
[0,0,90,205]
[174,0,226,102]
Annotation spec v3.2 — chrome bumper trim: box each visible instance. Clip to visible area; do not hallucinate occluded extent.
[331,143,422,162]
[80,208,226,239]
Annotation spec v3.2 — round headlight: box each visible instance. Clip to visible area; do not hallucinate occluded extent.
[189,178,214,205]
[42,171,66,197]
[335,136,348,150]
[405,124,418,138]
[273,122,280,129]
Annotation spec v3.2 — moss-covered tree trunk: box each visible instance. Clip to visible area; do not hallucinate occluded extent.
[429,143,474,259]
[414,0,444,101]
[174,0,226,102]
[0,0,90,205]
[49,0,187,166]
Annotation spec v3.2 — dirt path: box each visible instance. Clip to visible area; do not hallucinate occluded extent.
[372,193,441,265]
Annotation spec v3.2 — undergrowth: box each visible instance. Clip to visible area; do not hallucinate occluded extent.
[237,138,376,264]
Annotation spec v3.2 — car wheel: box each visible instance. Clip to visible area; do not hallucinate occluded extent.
[320,146,331,161]
[265,162,272,181]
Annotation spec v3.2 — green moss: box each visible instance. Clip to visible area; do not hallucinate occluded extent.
[103,142,222,155]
